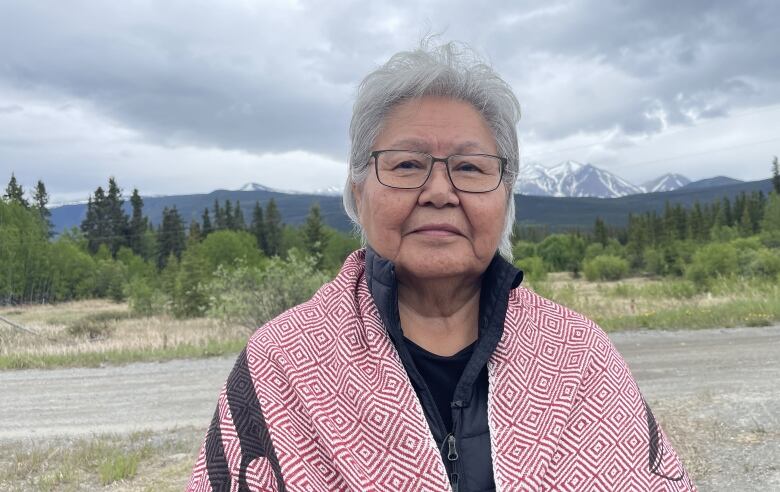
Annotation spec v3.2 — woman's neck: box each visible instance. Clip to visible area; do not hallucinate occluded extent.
[396,274,481,357]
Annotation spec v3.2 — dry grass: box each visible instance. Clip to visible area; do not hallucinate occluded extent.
[0,300,249,370]
[527,274,780,331]
[0,427,201,491]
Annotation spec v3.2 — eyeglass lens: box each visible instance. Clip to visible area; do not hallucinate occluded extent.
[375,151,501,192]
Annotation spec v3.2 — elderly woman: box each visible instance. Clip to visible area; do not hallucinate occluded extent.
[188,42,694,491]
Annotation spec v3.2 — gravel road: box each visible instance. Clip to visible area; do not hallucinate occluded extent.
[2,325,779,489]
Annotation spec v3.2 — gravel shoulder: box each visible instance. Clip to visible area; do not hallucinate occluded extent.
[2,325,779,490]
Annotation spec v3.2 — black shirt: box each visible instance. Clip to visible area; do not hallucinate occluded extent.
[403,336,476,433]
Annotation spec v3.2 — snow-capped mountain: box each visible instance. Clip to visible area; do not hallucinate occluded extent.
[641,173,691,193]
[515,160,644,198]
[311,185,343,196]
[237,182,343,196]
[238,182,281,192]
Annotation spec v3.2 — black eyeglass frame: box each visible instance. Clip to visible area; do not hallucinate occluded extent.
[369,149,507,193]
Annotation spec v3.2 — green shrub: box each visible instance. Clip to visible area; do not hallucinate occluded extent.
[94,260,128,302]
[512,241,537,260]
[514,255,547,282]
[48,239,98,301]
[583,255,629,281]
[126,277,166,316]
[685,243,738,284]
[584,243,605,260]
[205,250,331,329]
[538,234,586,274]
[642,247,665,276]
[747,249,780,278]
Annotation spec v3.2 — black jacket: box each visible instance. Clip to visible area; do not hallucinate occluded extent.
[365,247,523,492]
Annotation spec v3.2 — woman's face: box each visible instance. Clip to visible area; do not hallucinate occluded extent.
[353,96,508,282]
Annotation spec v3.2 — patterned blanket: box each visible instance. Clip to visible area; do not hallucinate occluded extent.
[187,249,695,491]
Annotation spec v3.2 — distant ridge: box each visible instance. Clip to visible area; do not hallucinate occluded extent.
[680,176,743,190]
[50,178,774,234]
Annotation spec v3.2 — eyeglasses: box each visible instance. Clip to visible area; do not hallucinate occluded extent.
[369,150,506,193]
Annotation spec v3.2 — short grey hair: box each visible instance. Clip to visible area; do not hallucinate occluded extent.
[342,40,521,261]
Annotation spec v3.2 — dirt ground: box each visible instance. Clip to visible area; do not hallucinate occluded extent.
[1,325,778,491]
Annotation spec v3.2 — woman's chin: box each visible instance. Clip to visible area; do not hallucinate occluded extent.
[395,254,484,282]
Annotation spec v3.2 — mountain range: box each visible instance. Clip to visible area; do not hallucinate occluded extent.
[513,160,700,198]
[49,174,773,235]
[248,161,735,199]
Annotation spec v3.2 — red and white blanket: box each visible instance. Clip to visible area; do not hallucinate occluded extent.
[188,249,695,491]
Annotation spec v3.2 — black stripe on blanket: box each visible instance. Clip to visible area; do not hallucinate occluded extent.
[643,397,685,483]
[225,348,286,491]
[205,406,230,491]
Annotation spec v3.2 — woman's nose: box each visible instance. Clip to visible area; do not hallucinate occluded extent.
[419,161,459,207]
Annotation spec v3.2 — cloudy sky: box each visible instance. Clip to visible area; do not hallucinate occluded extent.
[1,0,779,203]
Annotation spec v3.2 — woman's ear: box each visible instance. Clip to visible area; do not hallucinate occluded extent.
[352,182,363,221]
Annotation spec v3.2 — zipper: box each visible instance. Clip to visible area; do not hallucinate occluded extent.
[446,403,463,492]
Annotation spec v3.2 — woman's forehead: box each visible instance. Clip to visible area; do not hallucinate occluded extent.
[375,97,497,154]
[382,137,489,154]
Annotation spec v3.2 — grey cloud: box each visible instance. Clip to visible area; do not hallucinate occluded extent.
[0,0,778,176]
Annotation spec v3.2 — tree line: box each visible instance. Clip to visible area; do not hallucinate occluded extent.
[1,174,356,307]
[2,158,779,310]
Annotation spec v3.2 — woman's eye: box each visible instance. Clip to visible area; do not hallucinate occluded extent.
[395,160,424,170]
[454,162,482,173]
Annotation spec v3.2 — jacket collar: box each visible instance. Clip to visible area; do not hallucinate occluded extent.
[365,246,523,405]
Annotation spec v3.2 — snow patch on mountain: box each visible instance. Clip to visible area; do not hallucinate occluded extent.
[515,160,643,198]
[641,173,691,193]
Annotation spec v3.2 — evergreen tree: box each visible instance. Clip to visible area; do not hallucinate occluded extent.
[772,156,780,194]
[233,200,246,230]
[188,219,202,243]
[250,202,266,252]
[224,200,235,230]
[105,178,129,255]
[303,203,327,268]
[738,205,753,236]
[213,200,226,230]
[31,180,52,235]
[690,201,706,241]
[201,208,213,236]
[264,198,282,256]
[157,206,186,269]
[128,188,148,257]
[761,192,780,246]
[81,186,110,254]
[593,217,608,246]
[3,173,28,207]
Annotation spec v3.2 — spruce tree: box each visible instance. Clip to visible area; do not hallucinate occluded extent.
[3,173,28,207]
[128,188,148,257]
[201,208,213,236]
[31,180,52,235]
[250,202,266,252]
[772,156,780,194]
[233,200,246,230]
[303,203,327,268]
[722,197,733,227]
[738,205,753,237]
[690,202,706,241]
[213,200,225,230]
[224,200,235,230]
[81,186,110,254]
[264,198,282,257]
[593,217,608,246]
[157,206,186,269]
[188,219,202,243]
[105,178,129,255]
